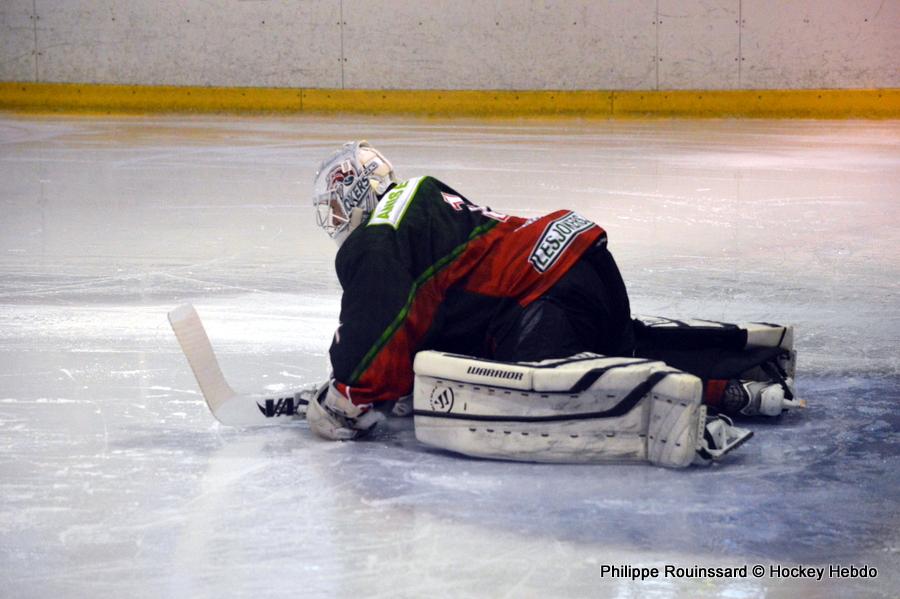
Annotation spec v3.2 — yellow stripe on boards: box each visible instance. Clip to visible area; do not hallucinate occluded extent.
[611,89,900,118]
[0,82,303,114]
[0,82,897,118]
[300,89,615,117]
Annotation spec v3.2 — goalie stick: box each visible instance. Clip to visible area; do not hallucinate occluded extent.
[167,304,308,426]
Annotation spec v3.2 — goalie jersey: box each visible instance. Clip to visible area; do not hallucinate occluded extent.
[329,176,606,404]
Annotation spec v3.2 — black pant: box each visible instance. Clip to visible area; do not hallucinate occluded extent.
[492,244,634,362]
[491,246,778,381]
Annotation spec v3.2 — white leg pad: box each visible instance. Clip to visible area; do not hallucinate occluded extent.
[635,315,794,351]
[745,322,793,350]
[412,352,705,468]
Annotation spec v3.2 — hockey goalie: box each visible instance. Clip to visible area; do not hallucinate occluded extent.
[292,140,805,467]
[173,140,802,468]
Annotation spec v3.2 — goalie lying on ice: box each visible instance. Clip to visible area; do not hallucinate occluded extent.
[303,141,802,466]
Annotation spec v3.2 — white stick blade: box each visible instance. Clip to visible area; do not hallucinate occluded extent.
[168,304,237,416]
[218,393,307,426]
[168,304,306,426]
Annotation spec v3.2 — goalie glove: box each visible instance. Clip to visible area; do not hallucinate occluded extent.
[304,381,385,441]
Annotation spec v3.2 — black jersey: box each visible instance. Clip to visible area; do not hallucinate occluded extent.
[329,176,605,404]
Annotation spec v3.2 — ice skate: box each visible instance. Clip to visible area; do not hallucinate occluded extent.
[694,414,753,464]
[719,377,805,417]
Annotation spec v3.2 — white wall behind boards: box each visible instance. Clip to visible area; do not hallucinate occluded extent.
[1,0,897,90]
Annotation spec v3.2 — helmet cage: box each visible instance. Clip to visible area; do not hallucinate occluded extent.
[312,141,394,241]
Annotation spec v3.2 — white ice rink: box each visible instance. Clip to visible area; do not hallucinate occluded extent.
[1,115,898,598]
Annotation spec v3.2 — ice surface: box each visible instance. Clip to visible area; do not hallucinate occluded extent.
[1,115,898,598]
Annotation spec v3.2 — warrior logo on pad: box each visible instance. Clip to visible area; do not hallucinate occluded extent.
[528,212,594,273]
[429,386,455,413]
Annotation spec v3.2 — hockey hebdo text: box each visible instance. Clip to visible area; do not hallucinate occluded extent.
[598,563,877,582]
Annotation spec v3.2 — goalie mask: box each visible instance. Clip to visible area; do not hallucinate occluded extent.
[312,140,397,245]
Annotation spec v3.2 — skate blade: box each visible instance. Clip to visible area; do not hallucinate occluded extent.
[719,429,754,459]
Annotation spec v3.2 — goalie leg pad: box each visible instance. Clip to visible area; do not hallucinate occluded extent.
[412,351,707,468]
[634,315,793,353]
[633,316,796,382]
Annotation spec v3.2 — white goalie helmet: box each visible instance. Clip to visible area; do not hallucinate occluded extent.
[312,140,397,245]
